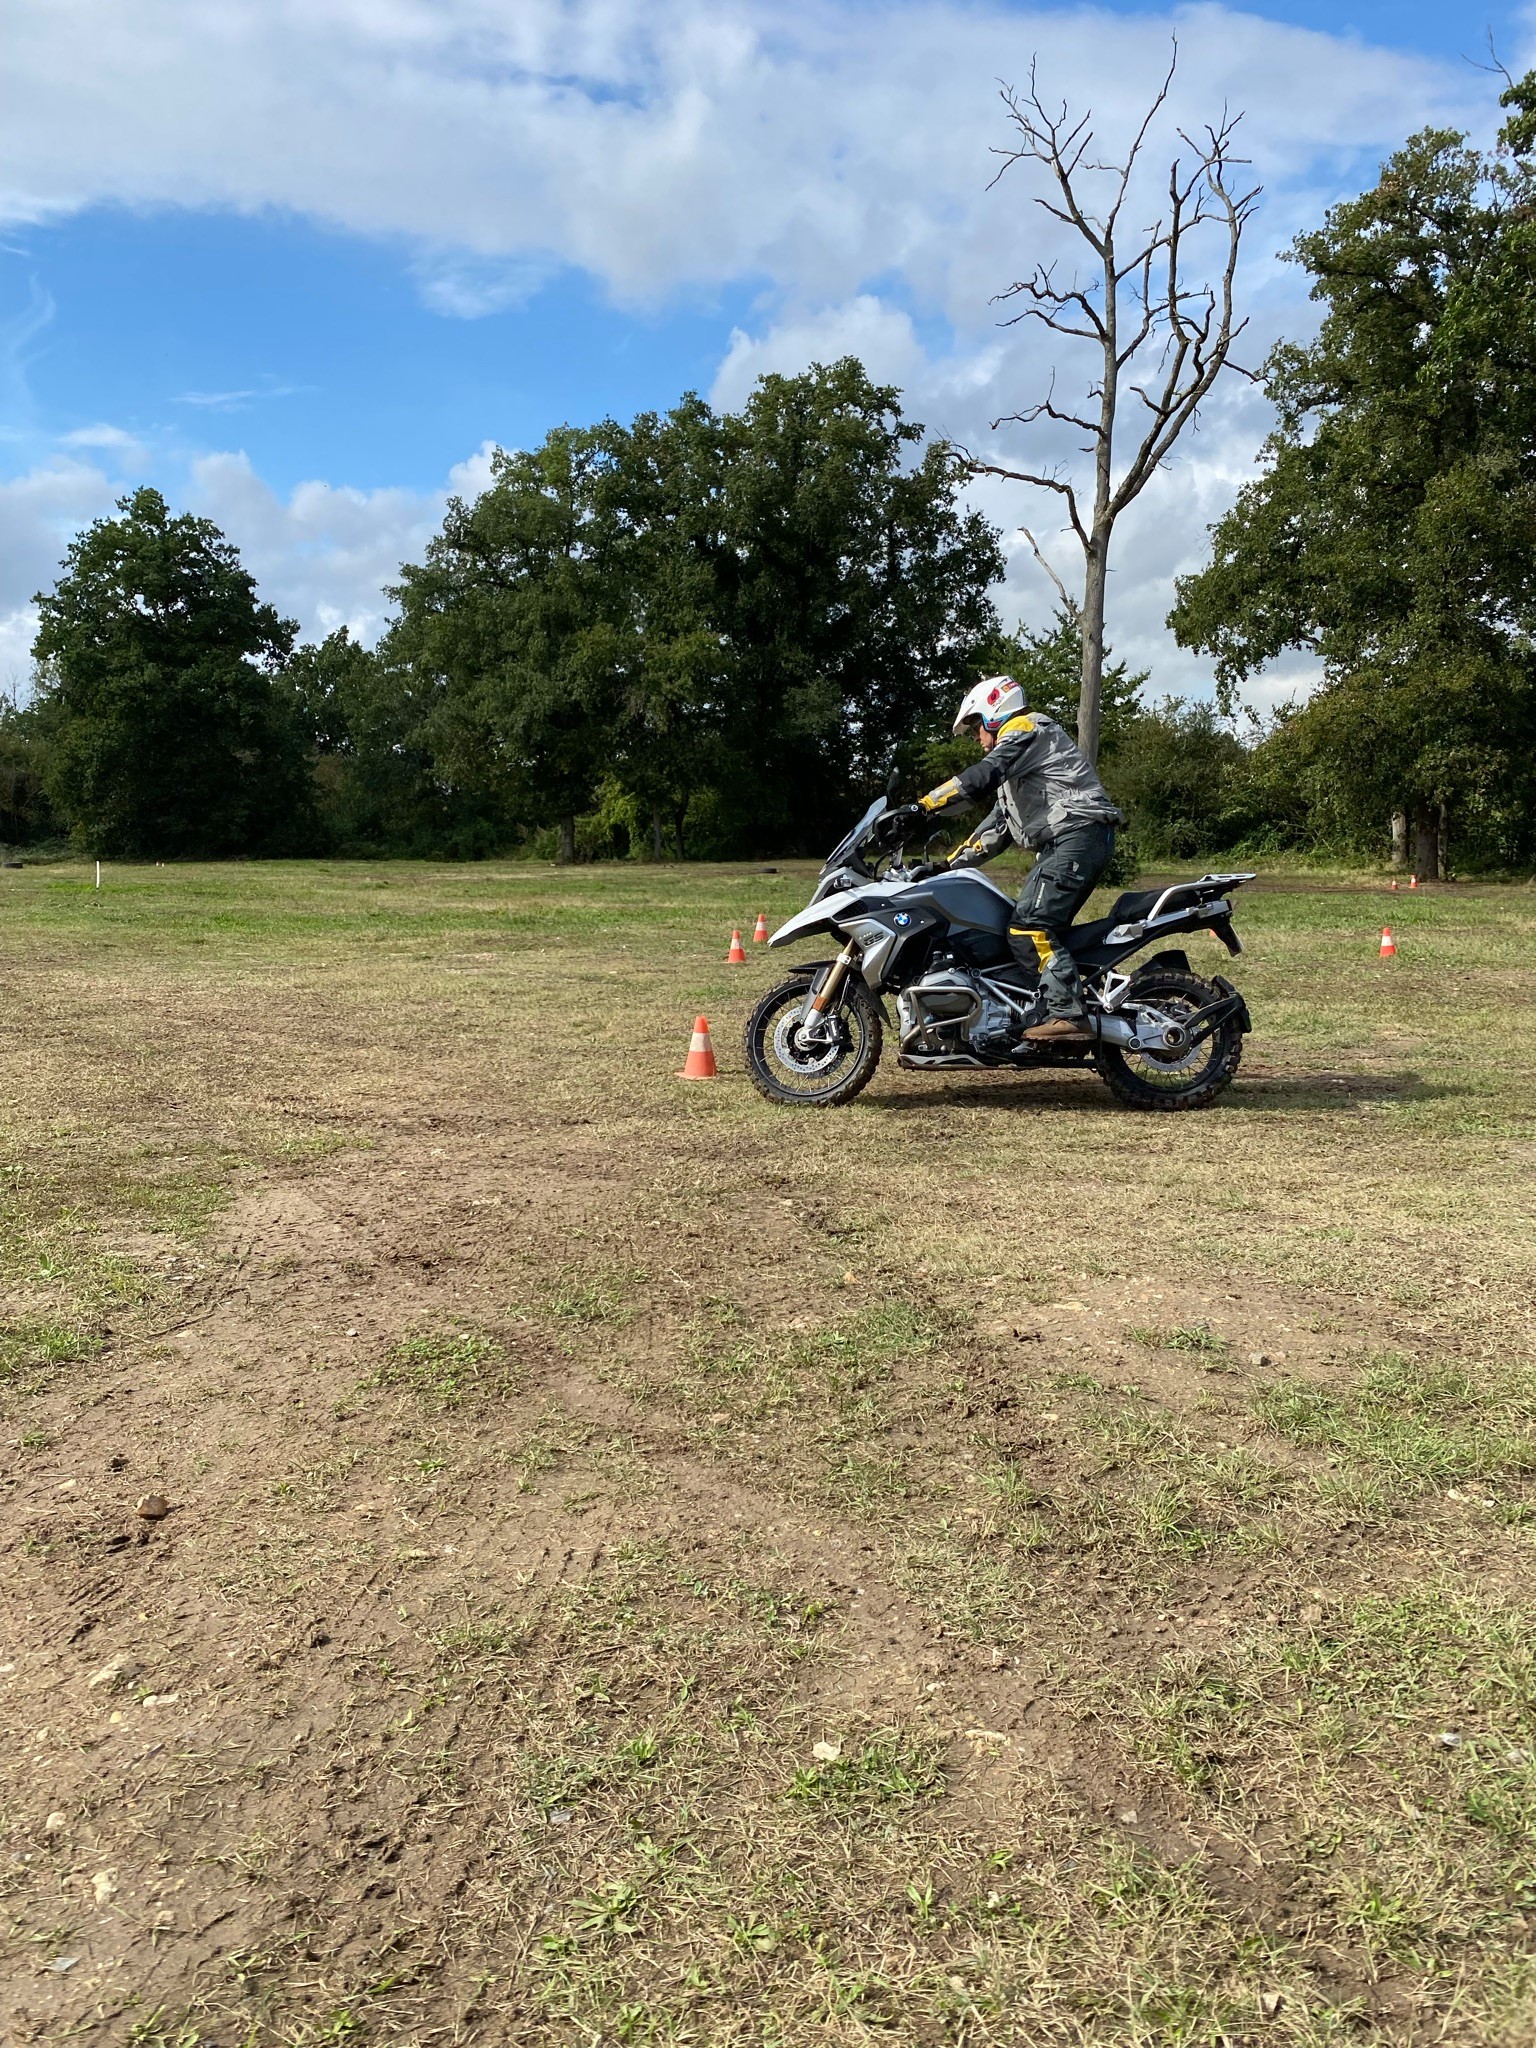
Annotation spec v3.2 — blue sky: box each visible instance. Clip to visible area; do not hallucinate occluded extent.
[2,0,1530,698]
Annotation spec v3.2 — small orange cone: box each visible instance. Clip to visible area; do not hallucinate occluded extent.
[1409,874,1418,890]
[1390,878,1399,892]
[678,1015,719,1079]
[1380,927,1397,958]
[752,912,769,943]
[726,929,748,964]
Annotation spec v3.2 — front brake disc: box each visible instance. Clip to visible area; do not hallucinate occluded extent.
[773,1011,843,1074]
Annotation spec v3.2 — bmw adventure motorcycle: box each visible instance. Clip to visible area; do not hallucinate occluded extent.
[745,795,1252,1111]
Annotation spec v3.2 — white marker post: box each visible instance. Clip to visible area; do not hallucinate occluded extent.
[95,861,101,890]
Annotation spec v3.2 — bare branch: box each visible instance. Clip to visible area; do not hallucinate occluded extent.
[965,457,1087,547]
[992,396,1100,439]
[1018,528,1079,617]
[1099,41,1178,240]
[980,37,1260,763]
[992,262,1109,343]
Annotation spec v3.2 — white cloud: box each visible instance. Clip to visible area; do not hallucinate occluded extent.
[713,298,933,412]
[0,2,1496,305]
[2,0,1524,701]
[59,422,142,455]
[446,440,502,501]
[411,255,554,319]
[185,451,450,645]
[0,443,492,694]
[0,455,121,692]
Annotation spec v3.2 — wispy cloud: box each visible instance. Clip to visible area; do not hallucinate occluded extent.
[175,382,303,411]
[411,255,554,319]
[0,273,56,425]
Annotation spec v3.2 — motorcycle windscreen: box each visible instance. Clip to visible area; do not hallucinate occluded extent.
[822,796,888,873]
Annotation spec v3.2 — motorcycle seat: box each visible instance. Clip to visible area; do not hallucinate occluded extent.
[1056,890,1165,957]
[1105,887,1167,923]
[1065,879,1231,958]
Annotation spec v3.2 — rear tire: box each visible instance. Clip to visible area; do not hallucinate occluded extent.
[1094,968,1243,1112]
[745,977,884,1108]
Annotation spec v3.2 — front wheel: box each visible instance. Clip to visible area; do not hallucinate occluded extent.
[1094,968,1243,1112]
[745,977,884,1108]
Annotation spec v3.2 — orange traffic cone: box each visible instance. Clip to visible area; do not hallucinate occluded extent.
[752,912,769,943]
[726,929,748,964]
[1390,878,1399,892]
[1409,874,1418,890]
[678,1016,719,1079]
[1380,927,1397,958]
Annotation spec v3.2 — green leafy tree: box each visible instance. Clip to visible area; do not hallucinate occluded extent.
[586,400,733,857]
[285,628,506,855]
[386,362,1005,859]
[30,488,312,857]
[0,696,55,846]
[713,361,1004,849]
[1108,700,1250,858]
[1170,72,1536,874]
[385,429,644,863]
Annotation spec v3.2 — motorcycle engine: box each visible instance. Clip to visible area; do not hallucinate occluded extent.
[898,969,1023,1055]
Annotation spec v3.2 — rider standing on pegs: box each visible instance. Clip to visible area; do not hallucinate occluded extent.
[891,675,1125,1043]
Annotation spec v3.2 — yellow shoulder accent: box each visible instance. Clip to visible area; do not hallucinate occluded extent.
[996,714,1036,738]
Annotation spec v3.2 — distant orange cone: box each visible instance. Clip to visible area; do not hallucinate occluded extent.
[726,929,748,963]
[1390,878,1399,892]
[752,912,769,943]
[1380,927,1397,958]
[1409,874,1418,889]
[678,1015,719,1079]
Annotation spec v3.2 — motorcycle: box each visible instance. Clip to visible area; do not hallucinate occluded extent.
[744,794,1253,1111]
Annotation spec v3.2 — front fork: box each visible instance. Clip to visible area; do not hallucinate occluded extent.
[797,940,860,1037]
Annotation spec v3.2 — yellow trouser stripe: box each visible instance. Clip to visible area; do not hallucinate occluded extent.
[1010,926,1056,967]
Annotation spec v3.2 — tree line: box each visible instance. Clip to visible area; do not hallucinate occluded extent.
[4,69,1533,875]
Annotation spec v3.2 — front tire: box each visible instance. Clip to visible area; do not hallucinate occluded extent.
[745,977,884,1108]
[1094,968,1243,1112]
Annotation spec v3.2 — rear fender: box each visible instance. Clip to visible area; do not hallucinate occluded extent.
[1077,905,1232,975]
[1126,952,1250,1037]
[1212,973,1252,1035]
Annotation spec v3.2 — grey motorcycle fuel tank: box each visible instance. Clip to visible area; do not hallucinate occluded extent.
[895,870,1014,934]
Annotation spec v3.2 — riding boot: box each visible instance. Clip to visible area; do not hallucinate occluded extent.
[1020,931,1092,1041]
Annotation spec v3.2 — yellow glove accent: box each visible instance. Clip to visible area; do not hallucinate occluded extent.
[919,777,962,812]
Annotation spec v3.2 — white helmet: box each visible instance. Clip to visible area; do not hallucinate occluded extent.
[952,674,1026,738]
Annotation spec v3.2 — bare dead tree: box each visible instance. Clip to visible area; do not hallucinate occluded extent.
[969,46,1259,762]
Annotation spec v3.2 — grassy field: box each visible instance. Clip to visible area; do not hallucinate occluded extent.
[2,855,1534,2047]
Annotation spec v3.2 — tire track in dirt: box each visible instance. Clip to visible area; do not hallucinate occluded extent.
[6,1112,1500,2037]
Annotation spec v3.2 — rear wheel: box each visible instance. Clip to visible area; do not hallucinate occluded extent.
[745,977,884,1108]
[1094,968,1243,1112]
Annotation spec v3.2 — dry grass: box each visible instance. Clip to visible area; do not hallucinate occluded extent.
[1,855,1534,2045]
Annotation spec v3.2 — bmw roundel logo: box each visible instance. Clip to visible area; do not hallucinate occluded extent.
[894,911,911,926]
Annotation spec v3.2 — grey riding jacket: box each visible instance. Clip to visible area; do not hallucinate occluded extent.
[919,710,1123,863]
